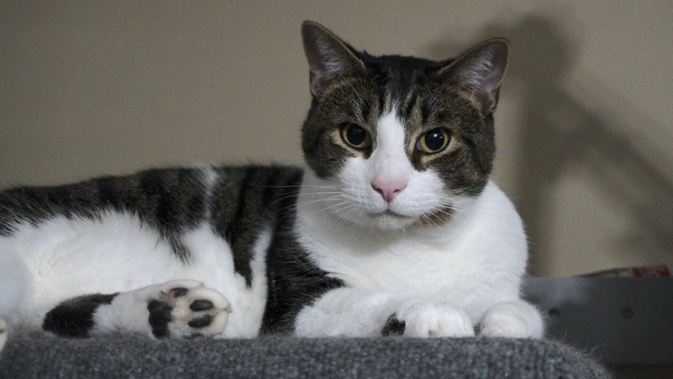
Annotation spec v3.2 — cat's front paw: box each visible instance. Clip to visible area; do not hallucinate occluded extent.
[147,280,232,339]
[382,302,475,338]
[479,300,544,339]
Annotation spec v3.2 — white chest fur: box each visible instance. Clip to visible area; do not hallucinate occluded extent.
[296,179,528,319]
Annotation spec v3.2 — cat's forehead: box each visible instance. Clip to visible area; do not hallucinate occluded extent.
[349,53,462,125]
[360,53,450,108]
[359,53,449,75]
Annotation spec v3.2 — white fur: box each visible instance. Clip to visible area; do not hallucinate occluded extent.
[479,300,544,338]
[304,110,449,231]
[0,212,270,339]
[93,280,231,337]
[0,109,542,346]
[368,111,414,194]
[0,211,177,330]
[0,246,30,327]
[183,224,270,338]
[200,165,221,221]
[396,301,475,338]
[295,178,539,337]
[294,109,542,338]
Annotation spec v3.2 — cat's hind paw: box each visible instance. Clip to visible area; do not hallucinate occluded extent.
[382,302,475,338]
[147,280,232,339]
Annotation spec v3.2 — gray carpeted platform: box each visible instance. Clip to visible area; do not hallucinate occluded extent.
[0,336,611,378]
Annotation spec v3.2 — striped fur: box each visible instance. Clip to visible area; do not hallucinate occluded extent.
[0,22,543,347]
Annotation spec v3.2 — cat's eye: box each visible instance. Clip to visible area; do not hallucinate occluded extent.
[417,129,450,154]
[340,124,372,150]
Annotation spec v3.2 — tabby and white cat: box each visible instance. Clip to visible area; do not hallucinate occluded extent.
[0,21,543,352]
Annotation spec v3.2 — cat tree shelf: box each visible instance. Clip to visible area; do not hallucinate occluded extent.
[523,276,673,369]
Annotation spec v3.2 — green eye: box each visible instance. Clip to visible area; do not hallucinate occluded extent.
[417,129,450,154]
[340,124,372,149]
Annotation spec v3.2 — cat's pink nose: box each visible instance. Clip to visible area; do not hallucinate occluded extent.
[371,180,407,203]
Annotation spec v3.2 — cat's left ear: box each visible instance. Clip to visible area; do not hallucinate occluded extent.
[437,39,509,114]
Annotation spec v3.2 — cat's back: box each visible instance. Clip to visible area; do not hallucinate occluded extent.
[0,165,303,330]
[0,165,303,239]
[0,164,304,284]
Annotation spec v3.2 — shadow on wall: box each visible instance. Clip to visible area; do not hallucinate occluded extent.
[431,14,673,275]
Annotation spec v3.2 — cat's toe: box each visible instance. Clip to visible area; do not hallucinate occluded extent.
[149,283,232,338]
[479,301,543,339]
[159,279,204,298]
[388,302,475,338]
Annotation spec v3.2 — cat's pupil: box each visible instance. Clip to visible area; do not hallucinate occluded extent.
[424,130,445,151]
[343,125,367,147]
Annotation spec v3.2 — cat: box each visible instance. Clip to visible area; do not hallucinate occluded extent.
[0,21,543,352]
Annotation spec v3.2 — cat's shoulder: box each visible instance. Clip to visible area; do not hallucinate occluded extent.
[459,180,526,251]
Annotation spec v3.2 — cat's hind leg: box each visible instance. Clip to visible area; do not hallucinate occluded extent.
[43,280,232,339]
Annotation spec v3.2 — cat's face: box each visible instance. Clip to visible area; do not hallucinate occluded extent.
[300,22,508,230]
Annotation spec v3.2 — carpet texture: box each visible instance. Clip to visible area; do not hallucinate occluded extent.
[0,336,611,378]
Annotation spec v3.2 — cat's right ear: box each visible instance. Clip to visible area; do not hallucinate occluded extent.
[436,38,510,115]
[301,21,365,96]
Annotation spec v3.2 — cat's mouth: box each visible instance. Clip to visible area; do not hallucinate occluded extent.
[360,209,420,230]
[366,210,413,219]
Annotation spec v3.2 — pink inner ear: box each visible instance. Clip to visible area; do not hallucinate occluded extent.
[477,48,507,111]
[446,40,508,113]
[481,62,504,93]
[477,65,505,108]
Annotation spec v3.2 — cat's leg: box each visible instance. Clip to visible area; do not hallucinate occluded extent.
[43,280,232,339]
[294,288,475,338]
[0,247,32,354]
[478,299,544,339]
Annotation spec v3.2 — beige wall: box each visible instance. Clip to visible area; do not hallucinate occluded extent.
[2,1,672,276]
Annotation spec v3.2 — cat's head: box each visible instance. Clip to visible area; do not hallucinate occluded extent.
[300,21,508,231]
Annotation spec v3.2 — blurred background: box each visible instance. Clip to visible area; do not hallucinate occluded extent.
[1,1,671,277]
